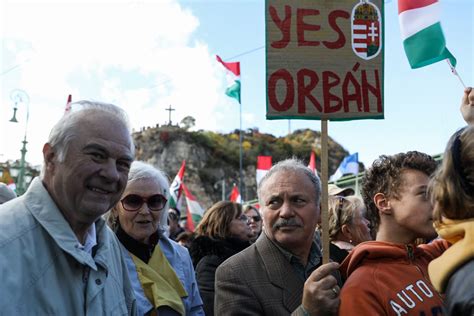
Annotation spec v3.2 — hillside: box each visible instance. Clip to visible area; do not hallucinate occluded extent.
[133,125,361,209]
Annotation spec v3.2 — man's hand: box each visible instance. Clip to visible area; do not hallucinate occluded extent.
[460,87,474,125]
[302,262,340,316]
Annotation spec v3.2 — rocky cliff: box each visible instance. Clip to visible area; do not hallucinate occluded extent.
[133,125,361,209]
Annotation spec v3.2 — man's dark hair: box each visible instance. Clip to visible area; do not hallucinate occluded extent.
[362,151,437,232]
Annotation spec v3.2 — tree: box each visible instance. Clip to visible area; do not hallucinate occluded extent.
[181,116,196,130]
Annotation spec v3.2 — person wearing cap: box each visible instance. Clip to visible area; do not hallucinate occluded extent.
[328,184,354,197]
[0,183,16,204]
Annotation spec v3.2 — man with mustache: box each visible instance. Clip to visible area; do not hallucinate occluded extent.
[0,101,137,314]
[215,159,340,315]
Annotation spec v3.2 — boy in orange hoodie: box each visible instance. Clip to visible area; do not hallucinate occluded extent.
[338,151,449,316]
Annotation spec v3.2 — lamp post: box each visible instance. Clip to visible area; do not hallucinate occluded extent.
[9,89,30,195]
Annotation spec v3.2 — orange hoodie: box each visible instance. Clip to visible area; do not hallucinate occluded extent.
[338,240,449,316]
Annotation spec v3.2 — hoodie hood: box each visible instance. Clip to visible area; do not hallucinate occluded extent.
[340,241,426,279]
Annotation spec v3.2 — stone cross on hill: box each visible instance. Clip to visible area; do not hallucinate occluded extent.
[165,105,175,126]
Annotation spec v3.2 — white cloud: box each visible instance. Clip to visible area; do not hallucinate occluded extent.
[1,0,231,165]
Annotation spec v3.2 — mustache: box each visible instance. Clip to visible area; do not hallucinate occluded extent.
[273,218,302,229]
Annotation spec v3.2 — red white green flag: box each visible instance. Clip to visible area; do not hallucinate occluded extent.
[182,183,204,231]
[256,156,272,185]
[230,185,241,203]
[216,55,241,103]
[398,0,456,69]
[169,160,185,214]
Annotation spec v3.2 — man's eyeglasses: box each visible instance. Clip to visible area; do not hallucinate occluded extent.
[121,194,168,212]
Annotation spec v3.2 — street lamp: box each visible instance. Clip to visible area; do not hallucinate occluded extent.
[9,89,30,195]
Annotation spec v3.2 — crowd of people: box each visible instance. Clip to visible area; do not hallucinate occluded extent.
[0,87,472,315]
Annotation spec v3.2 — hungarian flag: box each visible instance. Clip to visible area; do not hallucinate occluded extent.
[169,160,185,214]
[182,183,204,231]
[216,55,241,103]
[64,94,72,114]
[398,0,456,69]
[308,151,317,174]
[256,156,272,185]
[230,185,242,203]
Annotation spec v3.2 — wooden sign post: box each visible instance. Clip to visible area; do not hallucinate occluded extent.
[266,0,385,263]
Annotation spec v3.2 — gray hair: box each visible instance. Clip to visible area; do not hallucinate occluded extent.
[257,158,322,206]
[106,161,170,236]
[43,100,133,175]
[0,183,16,204]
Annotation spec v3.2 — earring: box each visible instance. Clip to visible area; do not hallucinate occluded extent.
[349,239,353,244]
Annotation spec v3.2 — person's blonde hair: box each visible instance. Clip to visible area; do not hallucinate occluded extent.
[195,201,242,239]
[328,195,366,240]
[430,126,474,223]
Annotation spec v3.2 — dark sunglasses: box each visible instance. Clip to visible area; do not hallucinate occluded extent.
[120,194,168,212]
[248,215,261,222]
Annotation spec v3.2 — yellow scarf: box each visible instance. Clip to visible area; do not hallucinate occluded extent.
[428,218,474,293]
[131,244,188,315]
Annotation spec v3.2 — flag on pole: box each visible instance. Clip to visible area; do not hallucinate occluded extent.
[64,94,72,114]
[182,183,204,232]
[169,160,185,214]
[308,151,317,174]
[256,156,272,185]
[330,153,359,182]
[230,185,242,203]
[398,0,456,69]
[216,55,241,103]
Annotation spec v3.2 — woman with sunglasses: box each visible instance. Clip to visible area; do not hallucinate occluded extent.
[243,205,262,243]
[328,195,372,264]
[107,161,204,316]
[189,201,252,316]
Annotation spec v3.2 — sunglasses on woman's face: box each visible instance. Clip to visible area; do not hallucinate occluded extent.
[120,194,168,212]
[248,215,261,222]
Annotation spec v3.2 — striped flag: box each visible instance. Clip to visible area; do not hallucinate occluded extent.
[398,0,456,69]
[182,183,204,232]
[216,55,241,103]
[169,160,185,214]
[230,185,242,203]
[256,156,272,185]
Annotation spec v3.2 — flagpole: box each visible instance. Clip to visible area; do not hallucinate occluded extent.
[321,119,329,264]
[239,96,244,202]
[446,60,466,89]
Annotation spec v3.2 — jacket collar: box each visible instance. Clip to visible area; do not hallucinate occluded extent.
[255,233,304,312]
[24,178,110,270]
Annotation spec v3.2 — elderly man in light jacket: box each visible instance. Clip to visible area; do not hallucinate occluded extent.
[0,101,137,315]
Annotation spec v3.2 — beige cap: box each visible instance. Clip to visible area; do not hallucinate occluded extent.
[328,184,354,197]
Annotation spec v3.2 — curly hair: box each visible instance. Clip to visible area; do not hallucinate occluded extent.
[362,151,437,232]
[430,126,474,223]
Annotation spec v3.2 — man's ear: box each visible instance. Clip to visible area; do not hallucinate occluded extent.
[374,193,391,215]
[42,143,56,174]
